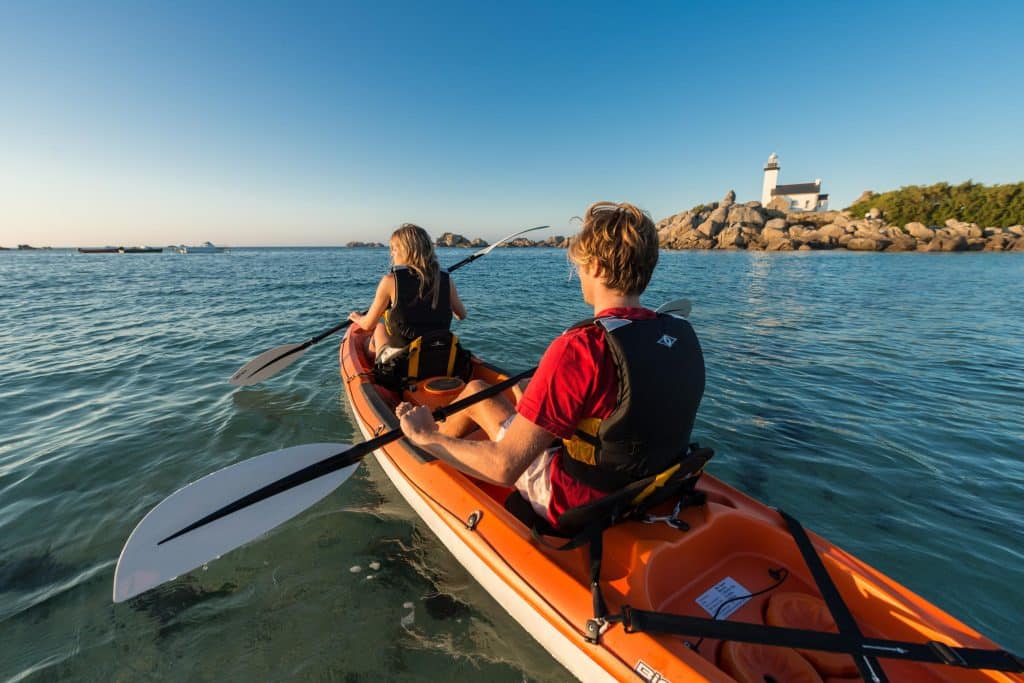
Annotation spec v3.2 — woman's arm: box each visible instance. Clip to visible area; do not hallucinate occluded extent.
[349,274,393,331]
[449,278,467,320]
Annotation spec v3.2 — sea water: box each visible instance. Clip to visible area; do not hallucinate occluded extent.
[1,248,1021,681]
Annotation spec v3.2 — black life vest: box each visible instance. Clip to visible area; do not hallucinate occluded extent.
[385,266,452,343]
[560,313,705,492]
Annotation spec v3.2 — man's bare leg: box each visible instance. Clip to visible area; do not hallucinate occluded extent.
[438,379,515,439]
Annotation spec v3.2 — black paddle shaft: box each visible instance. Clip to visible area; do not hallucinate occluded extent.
[160,367,536,545]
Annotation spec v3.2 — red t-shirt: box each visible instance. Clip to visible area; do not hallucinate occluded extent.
[516,307,657,523]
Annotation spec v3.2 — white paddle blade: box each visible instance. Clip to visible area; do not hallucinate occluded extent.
[656,298,692,318]
[113,443,357,603]
[228,343,306,386]
[480,225,550,255]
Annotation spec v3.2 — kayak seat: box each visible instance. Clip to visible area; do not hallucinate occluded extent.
[719,641,824,683]
[518,445,714,643]
[554,444,714,537]
[374,330,472,391]
[765,592,859,678]
[503,445,714,540]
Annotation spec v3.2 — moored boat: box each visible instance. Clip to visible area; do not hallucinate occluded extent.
[339,324,1022,682]
[176,241,225,254]
[122,246,163,253]
[78,247,124,254]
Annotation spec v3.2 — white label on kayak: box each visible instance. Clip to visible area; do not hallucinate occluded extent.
[695,576,751,620]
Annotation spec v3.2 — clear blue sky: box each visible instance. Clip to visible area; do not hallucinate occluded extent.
[2,0,1022,246]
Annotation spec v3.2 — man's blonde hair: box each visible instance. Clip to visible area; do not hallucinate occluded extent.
[568,201,659,295]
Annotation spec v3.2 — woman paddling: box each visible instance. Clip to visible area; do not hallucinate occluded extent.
[348,223,467,358]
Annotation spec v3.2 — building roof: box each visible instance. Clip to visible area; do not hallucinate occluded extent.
[772,182,821,196]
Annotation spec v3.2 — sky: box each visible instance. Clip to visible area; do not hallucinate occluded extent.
[2,1,1023,247]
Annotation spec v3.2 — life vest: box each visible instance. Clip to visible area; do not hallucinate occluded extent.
[560,313,705,492]
[385,266,452,342]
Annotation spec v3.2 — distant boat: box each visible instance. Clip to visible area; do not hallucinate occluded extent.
[122,246,163,253]
[176,241,226,254]
[78,247,124,254]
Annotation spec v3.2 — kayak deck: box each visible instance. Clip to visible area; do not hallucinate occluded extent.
[339,326,1019,682]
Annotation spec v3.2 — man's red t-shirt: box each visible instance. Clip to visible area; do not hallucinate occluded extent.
[516,307,657,523]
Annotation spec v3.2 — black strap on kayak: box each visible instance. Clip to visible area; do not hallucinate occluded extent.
[537,450,1023,676]
[777,508,887,683]
[605,508,1024,677]
[535,446,713,644]
[616,608,1024,673]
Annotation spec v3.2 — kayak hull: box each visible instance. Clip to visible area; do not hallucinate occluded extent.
[339,326,1019,683]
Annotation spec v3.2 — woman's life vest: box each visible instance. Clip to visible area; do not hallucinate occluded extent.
[385,266,453,343]
[560,314,705,492]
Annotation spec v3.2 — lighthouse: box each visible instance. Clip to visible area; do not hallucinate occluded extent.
[761,152,780,206]
[760,153,829,211]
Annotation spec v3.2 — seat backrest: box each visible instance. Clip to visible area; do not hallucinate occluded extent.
[374,330,472,390]
[554,446,714,536]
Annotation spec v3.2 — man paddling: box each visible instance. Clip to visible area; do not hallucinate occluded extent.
[396,201,705,528]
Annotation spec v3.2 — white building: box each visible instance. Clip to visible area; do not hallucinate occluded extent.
[761,153,829,211]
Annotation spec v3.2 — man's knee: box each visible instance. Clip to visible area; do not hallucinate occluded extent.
[465,379,490,394]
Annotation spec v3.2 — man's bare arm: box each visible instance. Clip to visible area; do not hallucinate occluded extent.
[397,404,554,486]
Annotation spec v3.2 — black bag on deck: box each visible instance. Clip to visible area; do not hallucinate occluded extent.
[373,330,472,391]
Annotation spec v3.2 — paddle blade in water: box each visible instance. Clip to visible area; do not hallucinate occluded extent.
[228,343,307,386]
[112,443,357,602]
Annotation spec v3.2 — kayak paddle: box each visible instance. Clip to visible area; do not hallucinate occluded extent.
[116,297,692,602]
[114,368,535,602]
[228,224,551,386]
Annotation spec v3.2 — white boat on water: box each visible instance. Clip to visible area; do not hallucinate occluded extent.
[176,242,226,254]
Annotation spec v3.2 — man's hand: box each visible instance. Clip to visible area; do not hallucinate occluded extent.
[396,402,438,445]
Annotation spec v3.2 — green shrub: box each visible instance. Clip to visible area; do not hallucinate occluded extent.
[845,181,1024,226]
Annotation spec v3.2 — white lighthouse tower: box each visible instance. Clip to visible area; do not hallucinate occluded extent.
[762,152,780,206]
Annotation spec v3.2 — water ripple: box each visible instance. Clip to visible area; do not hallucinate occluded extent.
[0,248,1022,681]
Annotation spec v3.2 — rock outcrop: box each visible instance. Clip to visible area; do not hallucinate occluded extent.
[433,233,567,249]
[655,190,1023,253]
[436,232,474,248]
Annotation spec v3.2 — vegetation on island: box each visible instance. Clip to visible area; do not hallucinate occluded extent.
[846,181,1024,227]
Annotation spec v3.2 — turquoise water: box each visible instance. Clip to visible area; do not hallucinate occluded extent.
[1,247,1022,681]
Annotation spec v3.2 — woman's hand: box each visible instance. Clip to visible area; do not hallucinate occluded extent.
[396,402,438,445]
[348,311,364,327]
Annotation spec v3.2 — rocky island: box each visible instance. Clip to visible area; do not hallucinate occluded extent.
[435,232,569,249]
[359,185,1024,254]
[656,190,1024,252]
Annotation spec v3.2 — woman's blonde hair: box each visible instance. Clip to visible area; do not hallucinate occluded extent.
[391,223,442,307]
[568,201,659,295]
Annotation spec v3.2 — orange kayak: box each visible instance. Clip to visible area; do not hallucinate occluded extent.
[339,326,1021,683]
